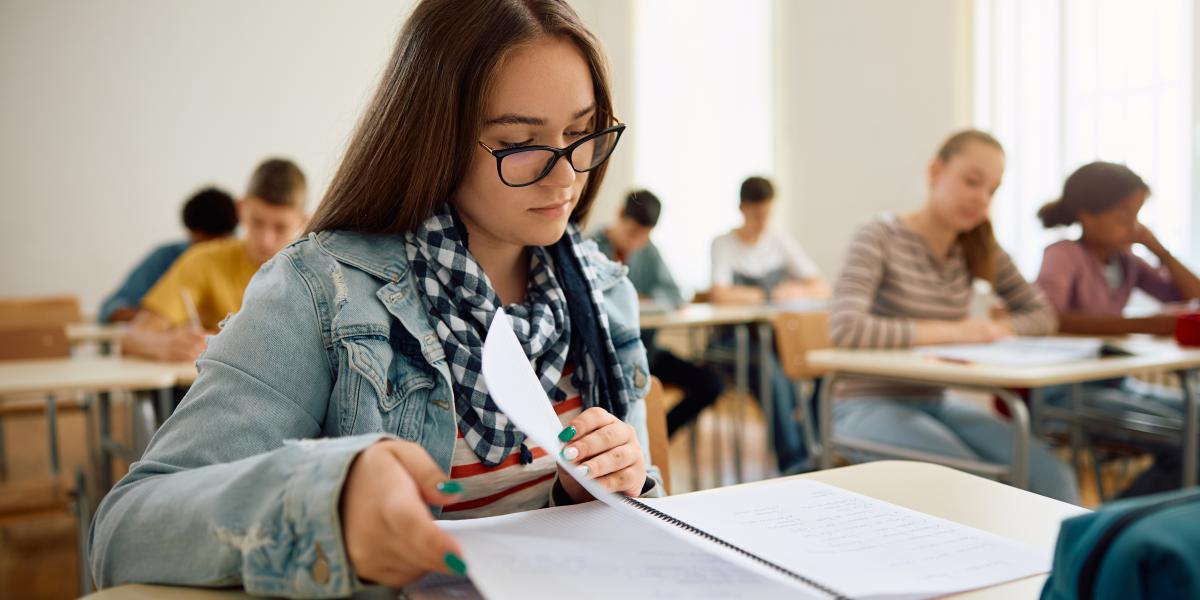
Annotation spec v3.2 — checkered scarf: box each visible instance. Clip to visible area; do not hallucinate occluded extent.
[405,207,629,466]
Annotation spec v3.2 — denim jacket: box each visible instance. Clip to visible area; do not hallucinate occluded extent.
[90,230,659,598]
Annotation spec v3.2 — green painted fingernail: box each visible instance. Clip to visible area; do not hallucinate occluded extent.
[558,425,577,442]
[444,552,467,575]
[436,481,462,494]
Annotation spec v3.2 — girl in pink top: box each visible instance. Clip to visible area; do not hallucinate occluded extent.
[1036,162,1200,496]
[1036,161,1200,335]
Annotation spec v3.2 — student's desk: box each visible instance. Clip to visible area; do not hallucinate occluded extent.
[0,357,198,486]
[640,303,782,484]
[0,357,179,478]
[808,340,1200,488]
[82,460,1085,600]
[67,322,127,355]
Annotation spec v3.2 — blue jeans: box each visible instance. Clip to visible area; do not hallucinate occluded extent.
[709,332,808,472]
[833,397,1080,503]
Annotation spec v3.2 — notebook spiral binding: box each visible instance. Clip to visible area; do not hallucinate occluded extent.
[620,495,852,600]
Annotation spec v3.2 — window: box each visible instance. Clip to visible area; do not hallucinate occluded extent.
[632,0,773,294]
[974,0,1193,276]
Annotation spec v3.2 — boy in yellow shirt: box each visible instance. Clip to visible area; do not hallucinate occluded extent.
[124,158,309,361]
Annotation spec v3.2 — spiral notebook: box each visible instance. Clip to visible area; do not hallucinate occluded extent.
[444,312,1051,600]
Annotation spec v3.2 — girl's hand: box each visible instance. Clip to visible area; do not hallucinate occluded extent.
[340,440,466,587]
[556,407,647,501]
[1133,223,1167,256]
[962,318,1014,343]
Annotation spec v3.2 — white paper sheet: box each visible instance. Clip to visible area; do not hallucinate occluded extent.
[479,311,807,590]
[916,337,1107,367]
[647,479,1051,599]
[439,501,813,600]
[463,311,1049,600]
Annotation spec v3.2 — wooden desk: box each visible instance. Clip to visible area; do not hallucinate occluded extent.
[83,461,1085,600]
[640,303,784,484]
[808,339,1200,488]
[0,357,198,486]
[67,323,127,354]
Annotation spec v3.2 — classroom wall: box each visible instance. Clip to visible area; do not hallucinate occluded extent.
[772,0,972,278]
[0,0,412,311]
[0,0,635,314]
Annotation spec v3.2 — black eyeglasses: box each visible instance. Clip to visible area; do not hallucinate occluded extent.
[477,122,626,187]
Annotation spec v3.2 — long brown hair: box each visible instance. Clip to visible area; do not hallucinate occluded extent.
[308,0,615,235]
[935,129,1004,284]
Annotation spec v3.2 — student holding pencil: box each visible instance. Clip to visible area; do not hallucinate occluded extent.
[91,0,661,595]
[829,129,1079,502]
[121,158,310,362]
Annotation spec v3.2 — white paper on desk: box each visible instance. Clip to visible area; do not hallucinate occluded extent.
[474,311,1047,599]
[917,336,1107,367]
[479,310,808,591]
[439,500,814,600]
[646,479,1051,599]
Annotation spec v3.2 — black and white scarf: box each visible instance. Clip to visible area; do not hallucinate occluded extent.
[405,207,630,466]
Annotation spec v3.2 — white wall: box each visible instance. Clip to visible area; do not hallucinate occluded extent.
[0,0,634,314]
[0,0,414,312]
[0,0,963,312]
[773,0,972,278]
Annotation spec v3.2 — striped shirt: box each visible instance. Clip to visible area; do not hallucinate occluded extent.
[830,214,1057,399]
[440,363,583,520]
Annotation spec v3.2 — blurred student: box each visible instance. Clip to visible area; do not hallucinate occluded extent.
[710,176,828,304]
[99,188,237,323]
[122,158,308,361]
[708,176,827,473]
[830,129,1078,502]
[1036,161,1200,496]
[593,190,725,435]
[1036,161,1200,334]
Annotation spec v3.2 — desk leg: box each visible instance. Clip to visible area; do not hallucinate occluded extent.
[994,387,1031,490]
[757,322,776,476]
[687,327,701,491]
[47,393,60,478]
[818,371,838,470]
[687,425,700,491]
[732,324,749,484]
[97,392,112,491]
[1069,383,1084,478]
[156,387,174,427]
[1179,370,1197,488]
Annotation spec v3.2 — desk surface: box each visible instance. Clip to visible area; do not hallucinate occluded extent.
[66,322,127,344]
[808,338,1200,388]
[639,301,825,330]
[0,357,197,395]
[84,460,1083,600]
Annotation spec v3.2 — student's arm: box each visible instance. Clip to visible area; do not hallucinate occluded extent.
[709,236,766,304]
[1035,241,1171,334]
[992,248,1058,336]
[122,309,209,362]
[1135,224,1200,300]
[647,244,685,307]
[1055,312,1178,336]
[92,254,456,595]
[830,222,1008,348]
[710,284,767,304]
[122,254,211,361]
[774,237,830,300]
[99,243,187,323]
[773,277,830,301]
